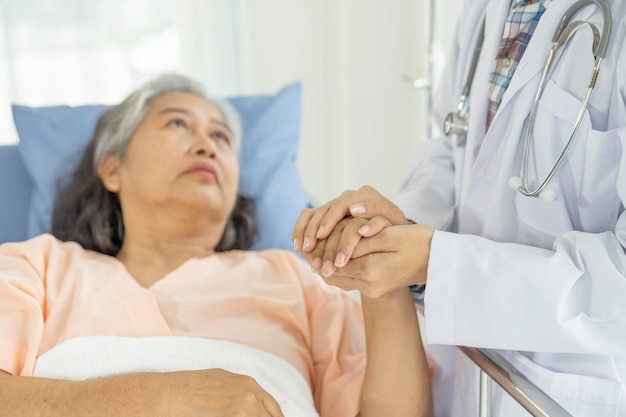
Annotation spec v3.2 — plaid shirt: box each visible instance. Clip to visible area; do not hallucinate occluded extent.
[486,0,553,127]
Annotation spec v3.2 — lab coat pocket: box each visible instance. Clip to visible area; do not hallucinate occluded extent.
[493,351,623,417]
[514,80,621,238]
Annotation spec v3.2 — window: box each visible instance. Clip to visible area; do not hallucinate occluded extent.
[0,0,232,144]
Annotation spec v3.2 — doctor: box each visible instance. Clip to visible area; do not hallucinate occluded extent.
[293,0,626,416]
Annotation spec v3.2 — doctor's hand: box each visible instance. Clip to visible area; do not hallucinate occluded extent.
[292,185,409,254]
[302,221,434,298]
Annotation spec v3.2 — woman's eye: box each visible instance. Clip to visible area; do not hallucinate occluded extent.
[169,118,187,128]
[212,131,231,143]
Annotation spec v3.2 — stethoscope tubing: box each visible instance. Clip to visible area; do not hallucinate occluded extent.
[516,0,611,199]
[553,0,611,57]
[518,57,601,199]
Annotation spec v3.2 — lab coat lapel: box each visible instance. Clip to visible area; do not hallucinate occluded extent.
[458,0,510,209]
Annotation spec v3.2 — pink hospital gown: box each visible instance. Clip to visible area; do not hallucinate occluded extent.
[0,234,366,417]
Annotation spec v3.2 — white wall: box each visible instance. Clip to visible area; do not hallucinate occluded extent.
[234,1,432,205]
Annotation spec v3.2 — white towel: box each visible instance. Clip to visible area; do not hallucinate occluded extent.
[34,336,319,417]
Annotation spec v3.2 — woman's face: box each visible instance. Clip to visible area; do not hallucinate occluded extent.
[99,92,239,224]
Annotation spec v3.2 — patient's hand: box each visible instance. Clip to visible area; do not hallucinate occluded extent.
[161,369,284,416]
[292,185,409,254]
[301,216,391,278]
[303,222,433,298]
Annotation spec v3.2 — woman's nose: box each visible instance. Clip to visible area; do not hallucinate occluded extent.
[192,132,216,157]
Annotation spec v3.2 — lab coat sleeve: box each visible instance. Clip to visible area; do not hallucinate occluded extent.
[425,227,626,355]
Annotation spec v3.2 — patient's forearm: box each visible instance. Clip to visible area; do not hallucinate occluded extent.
[0,368,283,416]
[0,371,166,417]
[359,287,433,417]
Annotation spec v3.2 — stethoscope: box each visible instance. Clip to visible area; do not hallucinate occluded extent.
[443,0,612,201]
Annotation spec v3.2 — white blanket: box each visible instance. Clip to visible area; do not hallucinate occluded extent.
[34,336,319,417]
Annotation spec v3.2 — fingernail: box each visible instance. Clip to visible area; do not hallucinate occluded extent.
[311,257,322,271]
[316,226,325,239]
[322,260,335,277]
[334,252,347,267]
[358,225,369,235]
[293,238,300,252]
[303,237,311,251]
[350,204,366,215]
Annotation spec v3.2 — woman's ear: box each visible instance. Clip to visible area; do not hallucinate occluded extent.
[97,155,122,193]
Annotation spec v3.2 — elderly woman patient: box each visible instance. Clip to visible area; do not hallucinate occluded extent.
[0,74,432,417]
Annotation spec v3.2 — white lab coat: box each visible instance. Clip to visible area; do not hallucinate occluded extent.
[394,0,626,416]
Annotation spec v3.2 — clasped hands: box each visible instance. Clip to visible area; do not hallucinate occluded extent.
[292,186,434,298]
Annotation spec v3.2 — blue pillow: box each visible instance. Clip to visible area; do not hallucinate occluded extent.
[12,82,308,251]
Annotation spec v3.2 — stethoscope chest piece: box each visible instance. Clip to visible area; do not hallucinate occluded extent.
[443,106,469,146]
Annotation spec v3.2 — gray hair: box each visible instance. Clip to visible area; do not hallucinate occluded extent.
[93,73,242,168]
[51,73,257,256]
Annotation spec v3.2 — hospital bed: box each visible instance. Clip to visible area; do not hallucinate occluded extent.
[0,146,574,417]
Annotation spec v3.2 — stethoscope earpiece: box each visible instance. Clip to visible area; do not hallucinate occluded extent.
[538,189,556,202]
[508,176,523,191]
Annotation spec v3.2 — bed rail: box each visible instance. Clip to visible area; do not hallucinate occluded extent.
[459,346,573,417]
